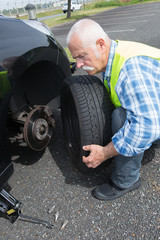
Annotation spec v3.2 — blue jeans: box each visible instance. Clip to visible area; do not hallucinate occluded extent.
[111,107,144,188]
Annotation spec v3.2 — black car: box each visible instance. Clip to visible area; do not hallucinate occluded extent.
[0,15,113,219]
[0,15,114,224]
[0,16,72,190]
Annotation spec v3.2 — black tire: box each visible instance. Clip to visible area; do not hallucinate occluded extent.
[61,75,114,175]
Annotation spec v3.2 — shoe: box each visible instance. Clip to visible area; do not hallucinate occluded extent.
[92,178,141,201]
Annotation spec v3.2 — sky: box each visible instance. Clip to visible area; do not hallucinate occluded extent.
[0,0,53,10]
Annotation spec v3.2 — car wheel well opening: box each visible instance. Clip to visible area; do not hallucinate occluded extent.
[10,61,66,113]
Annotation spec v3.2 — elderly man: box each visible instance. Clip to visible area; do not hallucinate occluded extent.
[66,19,160,201]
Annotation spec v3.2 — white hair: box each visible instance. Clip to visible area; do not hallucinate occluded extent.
[66,19,110,52]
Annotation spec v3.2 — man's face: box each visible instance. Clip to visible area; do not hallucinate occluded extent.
[68,35,107,75]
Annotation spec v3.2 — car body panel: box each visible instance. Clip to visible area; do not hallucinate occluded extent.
[0,16,71,188]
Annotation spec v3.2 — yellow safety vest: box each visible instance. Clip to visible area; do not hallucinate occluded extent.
[104,40,160,107]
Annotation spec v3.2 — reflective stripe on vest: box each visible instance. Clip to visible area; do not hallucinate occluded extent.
[104,40,160,107]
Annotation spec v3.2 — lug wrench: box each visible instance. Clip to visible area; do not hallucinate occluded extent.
[18,210,53,229]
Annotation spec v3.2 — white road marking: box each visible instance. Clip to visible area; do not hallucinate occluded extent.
[100,10,158,15]
[103,13,154,20]
[103,20,147,26]
[107,29,135,33]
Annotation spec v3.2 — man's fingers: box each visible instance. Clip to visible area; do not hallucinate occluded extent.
[83,156,91,163]
[86,162,98,168]
[82,156,87,163]
[83,156,91,166]
[82,145,103,168]
[82,145,92,158]
[83,156,98,168]
[83,145,92,151]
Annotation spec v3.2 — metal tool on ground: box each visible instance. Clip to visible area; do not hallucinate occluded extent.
[0,188,53,228]
[18,210,53,229]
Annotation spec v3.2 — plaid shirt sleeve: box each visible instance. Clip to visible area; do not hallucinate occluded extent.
[112,56,160,156]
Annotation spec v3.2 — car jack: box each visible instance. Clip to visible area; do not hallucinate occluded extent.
[0,188,53,228]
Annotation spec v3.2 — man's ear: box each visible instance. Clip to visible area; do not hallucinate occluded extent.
[96,38,106,52]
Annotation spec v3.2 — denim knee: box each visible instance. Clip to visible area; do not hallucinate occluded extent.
[111,107,143,188]
[112,107,126,135]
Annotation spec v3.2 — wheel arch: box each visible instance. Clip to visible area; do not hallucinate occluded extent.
[10,47,71,113]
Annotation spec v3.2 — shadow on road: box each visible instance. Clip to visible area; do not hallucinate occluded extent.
[9,142,45,165]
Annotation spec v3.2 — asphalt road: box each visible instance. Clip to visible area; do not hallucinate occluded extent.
[1,2,160,240]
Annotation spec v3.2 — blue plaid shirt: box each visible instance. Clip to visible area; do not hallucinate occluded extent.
[103,40,160,156]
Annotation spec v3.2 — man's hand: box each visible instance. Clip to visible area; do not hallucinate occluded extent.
[82,142,119,168]
[82,145,106,168]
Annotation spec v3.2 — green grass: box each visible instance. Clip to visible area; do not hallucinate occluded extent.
[17,9,62,20]
[93,0,147,7]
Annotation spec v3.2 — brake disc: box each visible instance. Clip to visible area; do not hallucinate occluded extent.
[23,106,55,151]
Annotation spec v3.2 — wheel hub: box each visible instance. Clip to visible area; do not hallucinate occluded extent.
[23,106,55,151]
[34,118,48,141]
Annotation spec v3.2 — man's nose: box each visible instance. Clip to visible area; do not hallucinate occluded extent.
[76,59,84,68]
